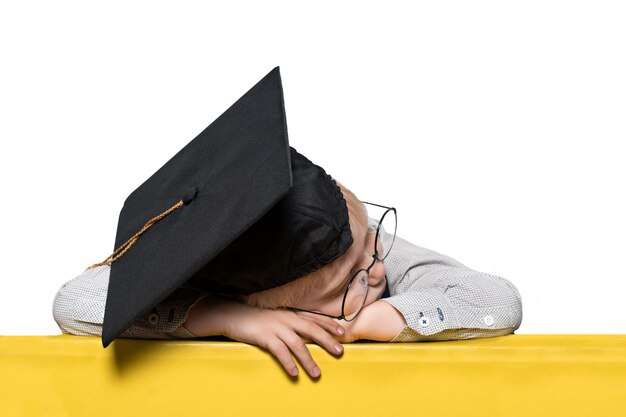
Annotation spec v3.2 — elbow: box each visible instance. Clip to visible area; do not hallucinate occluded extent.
[449,272,524,332]
[52,282,73,334]
[52,286,102,337]
[497,276,523,332]
[512,283,524,332]
[51,272,107,337]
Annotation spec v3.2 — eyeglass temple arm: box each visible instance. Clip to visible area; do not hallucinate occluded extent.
[284,306,343,320]
[361,201,395,211]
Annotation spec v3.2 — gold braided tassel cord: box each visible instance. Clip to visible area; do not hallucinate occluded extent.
[86,200,184,270]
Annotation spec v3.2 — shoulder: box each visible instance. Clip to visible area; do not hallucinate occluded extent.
[52,265,110,335]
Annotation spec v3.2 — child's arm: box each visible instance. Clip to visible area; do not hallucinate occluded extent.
[338,234,523,343]
[53,265,204,339]
[183,296,345,378]
[380,270,523,342]
[52,265,344,377]
[338,274,522,343]
[334,299,407,342]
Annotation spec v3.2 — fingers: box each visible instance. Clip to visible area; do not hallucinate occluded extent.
[278,332,321,378]
[274,314,344,378]
[297,312,345,338]
[227,308,345,378]
[296,319,344,359]
[266,330,321,378]
[266,339,299,377]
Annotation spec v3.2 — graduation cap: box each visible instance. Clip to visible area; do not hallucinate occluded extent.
[96,67,353,347]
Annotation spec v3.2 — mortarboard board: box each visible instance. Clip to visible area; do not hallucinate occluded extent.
[98,67,352,347]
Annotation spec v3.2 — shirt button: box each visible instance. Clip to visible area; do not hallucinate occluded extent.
[483,315,494,326]
[148,313,159,325]
[419,316,430,327]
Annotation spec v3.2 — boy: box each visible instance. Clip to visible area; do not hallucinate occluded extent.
[54,182,523,378]
[53,67,523,378]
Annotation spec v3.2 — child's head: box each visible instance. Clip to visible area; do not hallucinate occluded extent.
[240,182,387,317]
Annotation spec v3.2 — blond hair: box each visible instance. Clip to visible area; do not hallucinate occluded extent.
[240,181,367,309]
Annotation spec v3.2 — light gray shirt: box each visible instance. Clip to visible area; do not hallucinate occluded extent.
[53,226,523,342]
[379,231,523,341]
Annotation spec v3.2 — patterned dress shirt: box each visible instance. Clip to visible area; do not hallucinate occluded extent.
[53,223,523,342]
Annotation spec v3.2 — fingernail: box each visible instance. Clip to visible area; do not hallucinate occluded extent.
[334,344,343,354]
[290,367,299,376]
[337,327,345,335]
[311,366,321,378]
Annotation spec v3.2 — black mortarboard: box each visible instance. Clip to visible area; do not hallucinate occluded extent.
[100,67,352,347]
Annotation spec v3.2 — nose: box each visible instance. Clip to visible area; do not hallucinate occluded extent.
[369,258,386,287]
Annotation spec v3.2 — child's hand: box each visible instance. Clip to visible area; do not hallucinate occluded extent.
[334,300,407,343]
[183,296,345,378]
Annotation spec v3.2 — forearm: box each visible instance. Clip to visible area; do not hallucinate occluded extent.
[183,296,345,378]
[182,295,241,337]
[53,265,205,339]
[382,236,523,341]
[346,300,407,342]
[385,271,523,341]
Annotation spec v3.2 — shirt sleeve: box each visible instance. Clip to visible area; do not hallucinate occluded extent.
[52,265,204,339]
[382,245,523,342]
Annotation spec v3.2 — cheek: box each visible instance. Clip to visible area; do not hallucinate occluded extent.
[368,260,386,287]
[364,277,386,307]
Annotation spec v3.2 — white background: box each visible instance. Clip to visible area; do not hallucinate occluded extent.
[1,0,624,335]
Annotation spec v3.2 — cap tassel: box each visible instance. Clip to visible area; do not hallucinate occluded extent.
[86,200,185,270]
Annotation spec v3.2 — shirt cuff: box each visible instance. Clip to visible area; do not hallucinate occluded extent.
[168,324,197,339]
[121,289,206,338]
[383,285,522,338]
[383,287,461,337]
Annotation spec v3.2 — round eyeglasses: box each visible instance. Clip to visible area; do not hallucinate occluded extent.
[286,202,397,322]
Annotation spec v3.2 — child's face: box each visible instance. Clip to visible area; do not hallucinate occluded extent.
[287,210,387,318]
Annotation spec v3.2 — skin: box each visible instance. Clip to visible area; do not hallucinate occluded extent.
[183,209,406,378]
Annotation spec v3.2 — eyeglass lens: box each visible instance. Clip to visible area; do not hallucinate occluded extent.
[340,203,397,322]
[343,270,368,321]
[374,208,397,261]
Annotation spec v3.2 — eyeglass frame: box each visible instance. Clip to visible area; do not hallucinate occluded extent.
[284,202,397,322]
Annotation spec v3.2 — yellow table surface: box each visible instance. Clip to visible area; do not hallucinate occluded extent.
[1,334,625,417]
